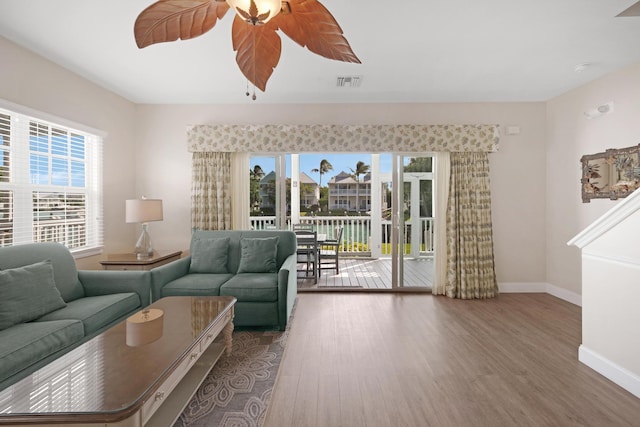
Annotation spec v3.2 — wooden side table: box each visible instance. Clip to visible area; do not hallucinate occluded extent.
[100,250,182,271]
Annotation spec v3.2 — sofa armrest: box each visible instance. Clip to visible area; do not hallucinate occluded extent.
[277,253,297,331]
[150,256,192,301]
[78,270,152,307]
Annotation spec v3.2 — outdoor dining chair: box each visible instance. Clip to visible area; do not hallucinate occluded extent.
[295,229,318,283]
[319,226,343,275]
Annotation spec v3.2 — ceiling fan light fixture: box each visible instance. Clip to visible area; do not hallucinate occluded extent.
[135,0,359,99]
[226,0,282,25]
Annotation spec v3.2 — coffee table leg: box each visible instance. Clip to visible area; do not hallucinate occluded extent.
[223,320,234,355]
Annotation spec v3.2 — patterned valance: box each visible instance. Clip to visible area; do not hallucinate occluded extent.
[187,124,500,153]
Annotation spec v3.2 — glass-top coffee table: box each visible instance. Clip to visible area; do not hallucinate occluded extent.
[0,296,236,427]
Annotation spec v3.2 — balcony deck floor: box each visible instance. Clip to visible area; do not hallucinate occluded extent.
[297,256,434,290]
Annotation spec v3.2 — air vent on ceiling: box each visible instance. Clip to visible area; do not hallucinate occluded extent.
[617,0,640,16]
[336,75,363,88]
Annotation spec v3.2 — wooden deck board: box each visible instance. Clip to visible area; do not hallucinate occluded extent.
[297,257,433,290]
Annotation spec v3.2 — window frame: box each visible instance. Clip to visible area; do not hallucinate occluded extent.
[0,99,105,257]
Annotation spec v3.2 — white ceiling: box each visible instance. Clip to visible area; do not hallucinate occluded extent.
[1,0,639,105]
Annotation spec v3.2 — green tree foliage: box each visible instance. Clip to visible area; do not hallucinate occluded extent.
[319,187,329,211]
[404,157,432,172]
[311,159,333,187]
[311,159,333,211]
[249,165,264,213]
[350,160,370,212]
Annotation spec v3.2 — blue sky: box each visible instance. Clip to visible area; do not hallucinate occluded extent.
[251,153,393,186]
[29,133,86,187]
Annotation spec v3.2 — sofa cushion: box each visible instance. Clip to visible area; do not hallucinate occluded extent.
[189,237,230,274]
[237,237,279,273]
[161,274,232,297]
[220,273,278,302]
[0,319,84,384]
[0,260,67,330]
[0,242,85,303]
[37,293,140,335]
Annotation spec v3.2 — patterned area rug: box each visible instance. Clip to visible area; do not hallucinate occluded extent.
[173,330,287,427]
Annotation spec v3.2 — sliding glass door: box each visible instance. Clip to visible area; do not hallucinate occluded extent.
[249,154,288,229]
[391,154,434,288]
[248,152,434,290]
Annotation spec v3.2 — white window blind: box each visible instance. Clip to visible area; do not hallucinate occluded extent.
[0,104,103,254]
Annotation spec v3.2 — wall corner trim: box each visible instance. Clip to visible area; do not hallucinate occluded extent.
[568,189,640,249]
[498,282,582,306]
[579,345,640,399]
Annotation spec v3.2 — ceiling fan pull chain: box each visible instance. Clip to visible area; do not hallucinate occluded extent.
[244,78,256,100]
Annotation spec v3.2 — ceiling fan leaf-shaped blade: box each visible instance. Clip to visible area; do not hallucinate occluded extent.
[617,1,640,17]
[134,0,229,48]
[232,15,282,91]
[274,0,360,63]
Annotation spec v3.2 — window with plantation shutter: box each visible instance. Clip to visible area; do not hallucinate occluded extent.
[0,102,103,255]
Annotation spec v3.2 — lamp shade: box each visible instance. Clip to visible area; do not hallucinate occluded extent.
[226,0,282,24]
[125,199,163,223]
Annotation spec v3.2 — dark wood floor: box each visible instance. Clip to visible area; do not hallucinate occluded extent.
[297,257,434,289]
[264,293,640,427]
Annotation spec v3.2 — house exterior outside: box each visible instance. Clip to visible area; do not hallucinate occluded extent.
[299,172,319,209]
[258,171,276,210]
[259,171,319,211]
[327,171,371,212]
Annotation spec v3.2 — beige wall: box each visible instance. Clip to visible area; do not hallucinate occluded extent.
[0,36,138,268]
[546,62,640,294]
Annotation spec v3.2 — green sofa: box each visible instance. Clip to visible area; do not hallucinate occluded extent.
[0,242,151,391]
[151,230,297,331]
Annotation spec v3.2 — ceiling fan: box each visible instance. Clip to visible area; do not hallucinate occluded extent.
[617,0,640,16]
[134,0,360,99]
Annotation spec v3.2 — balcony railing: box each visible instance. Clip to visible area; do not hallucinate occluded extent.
[0,218,86,248]
[328,189,371,196]
[250,215,434,257]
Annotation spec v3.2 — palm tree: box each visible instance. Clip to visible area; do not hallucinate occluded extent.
[350,160,370,212]
[311,159,333,211]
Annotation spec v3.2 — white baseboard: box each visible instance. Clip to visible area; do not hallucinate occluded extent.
[498,282,582,307]
[579,345,640,399]
[545,283,582,306]
[498,282,547,293]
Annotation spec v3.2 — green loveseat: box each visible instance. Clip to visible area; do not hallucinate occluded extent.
[151,230,297,331]
[0,242,151,391]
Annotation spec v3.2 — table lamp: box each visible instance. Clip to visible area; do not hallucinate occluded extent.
[125,197,163,259]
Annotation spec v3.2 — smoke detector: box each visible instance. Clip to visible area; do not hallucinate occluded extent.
[584,102,614,119]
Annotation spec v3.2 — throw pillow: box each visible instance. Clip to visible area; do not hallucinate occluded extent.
[0,260,67,330]
[237,237,279,273]
[189,237,231,273]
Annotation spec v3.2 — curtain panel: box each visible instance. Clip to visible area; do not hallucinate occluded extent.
[191,152,232,230]
[433,152,450,295]
[445,152,499,299]
[187,124,500,153]
[231,152,250,229]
